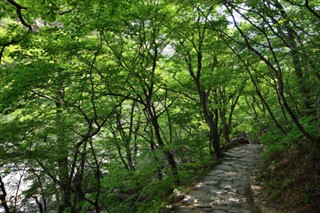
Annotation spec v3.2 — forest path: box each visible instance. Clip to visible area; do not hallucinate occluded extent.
[173,144,265,213]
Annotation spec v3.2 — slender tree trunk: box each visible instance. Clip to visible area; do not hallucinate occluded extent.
[274,1,313,113]
[317,94,320,140]
[220,108,230,143]
[198,91,221,159]
[146,105,181,186]
[220,33,287,135]
[56,93,71,213]
[31,168,47,213]
[0,176,11,213]
[89,139,102,213]
[186,48,222,159]
[148,126,163,181]
[116,110,135,171]
[277,78,316,142]
[225,3,315,142]
[70,141,87,212]
[35,197,44,213]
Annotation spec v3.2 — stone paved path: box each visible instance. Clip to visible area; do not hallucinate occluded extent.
[174,144,265,213]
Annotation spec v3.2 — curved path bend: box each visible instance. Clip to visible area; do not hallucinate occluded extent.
[174,144,265,213]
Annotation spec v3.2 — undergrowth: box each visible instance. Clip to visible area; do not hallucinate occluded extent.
[259,136,320,213]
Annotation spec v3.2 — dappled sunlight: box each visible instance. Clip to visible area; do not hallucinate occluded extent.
[174,144,264,212]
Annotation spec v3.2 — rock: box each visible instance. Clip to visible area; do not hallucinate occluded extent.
[215,205,233,211]
[212,210,227,213]
[206,180,219,186]
[173,144,263,213]
[207,170,225,176]
[210,189,226,196]
[173,206,191,213]
[215,164,234,171]
[220,182,232,189]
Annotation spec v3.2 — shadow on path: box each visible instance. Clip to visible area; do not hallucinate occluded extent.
[173,144,265,213]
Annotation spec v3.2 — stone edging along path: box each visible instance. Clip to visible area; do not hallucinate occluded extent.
[173,144,265,213]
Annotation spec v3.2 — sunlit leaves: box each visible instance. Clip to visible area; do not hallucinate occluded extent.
[0,0,318,212]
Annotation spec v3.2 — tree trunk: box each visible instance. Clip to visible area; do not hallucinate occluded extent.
[225,3,315,142]
[146,105,181,186]
[274,1,313,113]
[0,176,11,213]
[56,93,71,213]
[316,94,320,146]
[198,90,222,159]
[220,108,230,143]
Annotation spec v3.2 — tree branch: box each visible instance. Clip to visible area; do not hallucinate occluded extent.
[284,0,320,20]
[305,0,320,20]
[0,40,17,64]
[7,0,32,31]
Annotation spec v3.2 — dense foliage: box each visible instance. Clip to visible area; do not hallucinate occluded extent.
[0,0,319,212]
